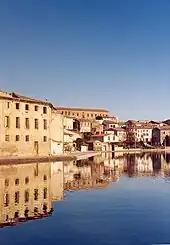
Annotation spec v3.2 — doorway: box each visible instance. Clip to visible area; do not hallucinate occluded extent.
[34,141,39,155]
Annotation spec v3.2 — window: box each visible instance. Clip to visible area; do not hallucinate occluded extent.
[35,119,38,129]
[65,111,67,115]
[25,118,29,129]
[5,116,10,128]
[25,177,29,184]
[44,119,47,130]
[25,190,29,203]
[25,104,29,111]
[34,189,38,200]
[16,103,20,109]
[25,135,29,142]
[35,105,38,111]
[15,191,20,204]
[44,188,47,199]
[7,102,10,108]
[4,193,9,207]
[61,111,63,114]
[15,179,19,185]
[68,112,70,115]
[43,136,47,142]
[43,175,47,181]
[108,136,110,141]
[16,117,20,128]
[5,135,10,141]
[43,107,47,114]
[5,179,9,187]
[16,135,20,141]
[91,114,93,117]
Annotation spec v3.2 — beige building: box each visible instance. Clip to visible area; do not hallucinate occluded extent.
[79,119,92,133]
[63,117,74,130]
[0,90,64,156]
[56,107,109,120]
[50,110,64,155]
[0,162,52,224]
[0,91,53,156]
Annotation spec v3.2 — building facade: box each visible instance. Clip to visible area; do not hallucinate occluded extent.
[0,91,65,156]
[0,91,53,156]
[56,107,109,120]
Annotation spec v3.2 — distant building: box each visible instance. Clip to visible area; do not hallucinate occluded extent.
[79,119,91,133]
[152,126,170,145]
[55,107,109,120]
[103,120,119,130]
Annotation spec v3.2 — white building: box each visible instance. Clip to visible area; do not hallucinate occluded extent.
[63,117,74,130]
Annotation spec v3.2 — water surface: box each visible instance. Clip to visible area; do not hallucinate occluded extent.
[1,153,170,245]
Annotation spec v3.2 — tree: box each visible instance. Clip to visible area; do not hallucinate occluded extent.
[125,120,136,147]
[76,138,84,151]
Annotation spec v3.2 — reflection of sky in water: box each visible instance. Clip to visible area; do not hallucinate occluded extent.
[1,154,170,245]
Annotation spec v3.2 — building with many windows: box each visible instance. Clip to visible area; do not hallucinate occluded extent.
[56,107,109,120]
[0,90,63,156]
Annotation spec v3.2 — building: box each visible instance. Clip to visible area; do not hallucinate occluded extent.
[79,119,91,133]
[63,117,74,130]
[113,127,126,142]
[50,110,64,155]
[103,120,119,130]
[56,107,109,120]
[135,125,153,143]
[152,126,170,145]
[0,90,54,156]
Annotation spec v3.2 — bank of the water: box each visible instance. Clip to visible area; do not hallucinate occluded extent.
[0,151,100,164]
[102,147,170,154]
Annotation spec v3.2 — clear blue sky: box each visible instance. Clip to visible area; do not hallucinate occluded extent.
[0,0,170,121]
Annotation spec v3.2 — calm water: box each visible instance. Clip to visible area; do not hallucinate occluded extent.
[1,153,170,245]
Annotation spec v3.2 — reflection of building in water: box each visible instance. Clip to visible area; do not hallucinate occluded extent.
[64,160,109,190]
[0,162,52,225]
[51,161,64,201]
[135,154,153,174]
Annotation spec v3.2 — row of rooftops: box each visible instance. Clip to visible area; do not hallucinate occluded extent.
[0,90,109,113]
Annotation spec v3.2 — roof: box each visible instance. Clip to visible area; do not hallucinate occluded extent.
[113,127,126,131]
[78,119,92,122]
[56,107,108,112]
[103,120,117,124]
[104,128,114,131]
[0,90,53,107]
